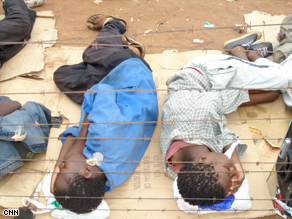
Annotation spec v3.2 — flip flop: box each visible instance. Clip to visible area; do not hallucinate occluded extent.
[86,13,128,31]
[124,35,146,58]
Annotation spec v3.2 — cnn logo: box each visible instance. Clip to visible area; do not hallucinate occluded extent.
[3,209,19,216]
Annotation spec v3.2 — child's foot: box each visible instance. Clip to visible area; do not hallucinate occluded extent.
[122,35,146,58]
[223,31,262,54]
[86,14,127,31]
[248,41,277,58]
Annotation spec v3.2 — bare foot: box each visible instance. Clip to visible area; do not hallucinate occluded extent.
[121,35,141,56]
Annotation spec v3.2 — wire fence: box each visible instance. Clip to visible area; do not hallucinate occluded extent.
[0,20,292,216]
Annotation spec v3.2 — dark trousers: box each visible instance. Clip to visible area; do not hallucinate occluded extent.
[54,21,150,104]
[0,0,36,67]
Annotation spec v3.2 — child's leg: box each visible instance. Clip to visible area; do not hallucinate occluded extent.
[230,46,249,61]
[0,0,33,42]
[54,62,88,105]
[83,17,141,62]
[83,20,128,62]
[0,0,36,65]
[0,141,23,178]
[230,46,262,62]
[246,50,263,62]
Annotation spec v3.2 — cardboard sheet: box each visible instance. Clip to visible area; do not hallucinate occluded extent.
[255,140,279,180]
[2,11,287,216]
[36,119,274,218]
[0,11,57,81]
[102,124,274,219]
[31,48,275,218]
[244,11,286,43]
[238,97,292,148]
[0,153,46,208]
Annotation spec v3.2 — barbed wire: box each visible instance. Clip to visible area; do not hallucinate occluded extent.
[1,22,291,45]
[0,194,283,202]
[1,86,292,97]
[0,206,279,213]
[0,135,287,142]
[0,169,285,175]
[0,23,291,57]
[1,20,291,216]
[0,194,277,201]
[0,158,284,165]
[0,116,290,127]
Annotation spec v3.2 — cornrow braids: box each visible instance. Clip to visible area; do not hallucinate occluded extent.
[54,173,106,214]
[177,162,226,206]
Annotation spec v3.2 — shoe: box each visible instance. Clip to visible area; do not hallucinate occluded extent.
[124,35,146,58]
[86,14,128,31]
[223,31,262,54]
[248,41,278,58]
[24,0,45,8]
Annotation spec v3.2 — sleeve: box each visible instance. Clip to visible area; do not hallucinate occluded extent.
[82,84,123,125]
[81,84,126,148]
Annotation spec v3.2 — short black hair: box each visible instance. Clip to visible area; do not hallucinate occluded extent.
[177,162,226,206]
[54,173,106,214]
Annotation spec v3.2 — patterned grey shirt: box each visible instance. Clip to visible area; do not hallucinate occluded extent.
[160,68,250,178]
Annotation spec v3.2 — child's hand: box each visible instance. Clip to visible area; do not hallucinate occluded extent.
[50,164,60,194]
[227,163,244,196]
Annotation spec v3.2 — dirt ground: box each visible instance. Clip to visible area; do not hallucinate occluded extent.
[3,0,291,55]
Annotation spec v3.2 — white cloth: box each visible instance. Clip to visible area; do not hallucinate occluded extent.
[173,140,252,214]
[185,54,288,89]
[22,172,110,219]
[280,54,292,107]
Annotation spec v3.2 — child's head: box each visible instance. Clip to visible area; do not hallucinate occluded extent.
[52,152,106,214]
[54,173,105,213]
[177,152,234,206]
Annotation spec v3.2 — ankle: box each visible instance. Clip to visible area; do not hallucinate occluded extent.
[129,46,141,56]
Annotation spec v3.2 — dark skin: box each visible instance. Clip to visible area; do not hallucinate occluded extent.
[170,144,243,196]
[0,100,21,117]
[50,113,105,194]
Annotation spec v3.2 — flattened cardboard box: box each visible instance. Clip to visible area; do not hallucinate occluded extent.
[35,48,274,218]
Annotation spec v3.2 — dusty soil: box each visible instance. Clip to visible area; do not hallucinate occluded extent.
[2,0,291,55]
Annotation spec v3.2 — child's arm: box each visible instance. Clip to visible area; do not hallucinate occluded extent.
[241,90,280,106]
[50,113,89,193]
[0,101,21,117]
[228,149,244,196]
[50,134,76,193]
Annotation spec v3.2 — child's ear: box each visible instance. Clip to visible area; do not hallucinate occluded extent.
[83,166,93,179]
[198,155,207,163]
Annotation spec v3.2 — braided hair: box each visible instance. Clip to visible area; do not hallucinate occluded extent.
[177,162,226,206]
[54,173,106,214]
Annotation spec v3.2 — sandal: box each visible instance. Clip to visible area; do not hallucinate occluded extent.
[86,13,128,31]
[124,35,146,58]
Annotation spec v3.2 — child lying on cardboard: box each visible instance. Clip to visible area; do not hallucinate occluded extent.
[160,32,288,213]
